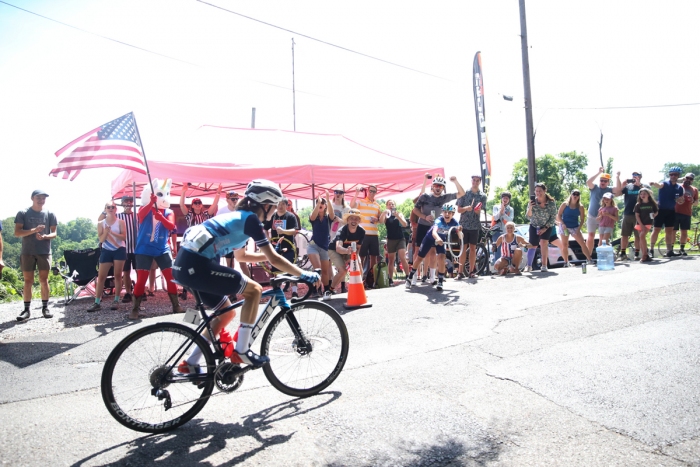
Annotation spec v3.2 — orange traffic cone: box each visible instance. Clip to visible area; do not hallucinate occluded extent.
[344,250,373,310]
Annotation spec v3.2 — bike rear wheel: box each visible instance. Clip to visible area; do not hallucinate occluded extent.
[101,322,215,433]
[466,243,489,275]
[261,301,349,398]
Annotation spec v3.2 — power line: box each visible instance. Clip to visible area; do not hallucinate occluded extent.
[196,0,453,81]
[0,0,199,66]
[0,0,328,97]
[536,102,700,110]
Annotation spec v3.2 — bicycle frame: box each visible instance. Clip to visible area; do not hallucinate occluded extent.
[159,287,297,386]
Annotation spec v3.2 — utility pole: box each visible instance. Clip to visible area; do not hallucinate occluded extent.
[519,0,536,196]
[251,107,256,129]
[291,38,297,131]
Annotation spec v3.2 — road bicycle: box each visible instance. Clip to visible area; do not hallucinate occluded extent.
[689,220,700,252]
[101,273,349,434]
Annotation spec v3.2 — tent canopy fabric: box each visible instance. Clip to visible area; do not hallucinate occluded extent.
[111,126,444,201]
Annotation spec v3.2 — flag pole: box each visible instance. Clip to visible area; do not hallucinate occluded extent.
[130,112,156,209]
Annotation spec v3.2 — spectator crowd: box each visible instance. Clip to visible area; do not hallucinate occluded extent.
[4,165,698,322]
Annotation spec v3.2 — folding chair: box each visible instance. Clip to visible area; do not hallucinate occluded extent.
[53,248,100,304]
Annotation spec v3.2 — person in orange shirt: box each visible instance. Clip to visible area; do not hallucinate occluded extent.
[351,185,382,288]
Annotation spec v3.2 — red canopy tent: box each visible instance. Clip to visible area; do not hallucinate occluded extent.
[111,126,444,200]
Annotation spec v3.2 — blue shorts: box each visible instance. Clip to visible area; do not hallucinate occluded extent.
[173,248,248,310]
[418,235,445,258]
[100,247,127,263]
[307,241,329,261]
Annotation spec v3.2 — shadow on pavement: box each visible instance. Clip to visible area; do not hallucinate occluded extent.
[326,435,503,467]
[71,391,342,467]
[0,341,81,368]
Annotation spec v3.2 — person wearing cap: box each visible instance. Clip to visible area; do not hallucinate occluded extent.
[351,184,383,288]
[674,172,698,256]
[649,167,685,257]
[99,195,139,302]
[179,183,222,227]
[329,209,365,292]
[330,189,351,293]
[613,171,648,260]
[597,192,619,245]
[412,174,465,284]
[456,174,487,279]
[585,167,614,254]
[14,190,58,321]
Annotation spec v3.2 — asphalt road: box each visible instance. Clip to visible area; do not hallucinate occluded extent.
[1,257,699,466]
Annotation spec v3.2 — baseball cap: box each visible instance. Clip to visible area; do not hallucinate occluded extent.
[602,192,614,199]
[600,173,612,180]
[684,173,695,180]
[31,189,49,198]
[192,198,202,204]
[334,189,345,194]
[226,190,239,198]
[121,195,134,202]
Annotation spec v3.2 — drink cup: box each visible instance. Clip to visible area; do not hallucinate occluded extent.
[582,262,587,274]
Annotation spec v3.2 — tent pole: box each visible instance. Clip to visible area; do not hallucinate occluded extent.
[311,184,315,202]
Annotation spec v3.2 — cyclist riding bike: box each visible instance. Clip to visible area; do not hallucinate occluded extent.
[173,179,321,370]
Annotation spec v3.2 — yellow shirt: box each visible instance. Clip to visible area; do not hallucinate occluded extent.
[355,197,381,236]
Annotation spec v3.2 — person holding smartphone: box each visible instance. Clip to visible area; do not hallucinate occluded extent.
[613,171,648,260]
[380,199,410,285]
[525,183,558,272]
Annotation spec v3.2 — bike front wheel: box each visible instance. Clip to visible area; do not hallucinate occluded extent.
[261,301,349,398]
[101,322,215,433]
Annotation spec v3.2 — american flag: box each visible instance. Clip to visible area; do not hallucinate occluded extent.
[50,112,147,180]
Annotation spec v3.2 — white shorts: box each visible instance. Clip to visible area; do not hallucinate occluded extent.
[586,216,600,233]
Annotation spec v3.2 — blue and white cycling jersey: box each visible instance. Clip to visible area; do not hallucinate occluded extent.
[430,215,459,241]
[181,210,269,260]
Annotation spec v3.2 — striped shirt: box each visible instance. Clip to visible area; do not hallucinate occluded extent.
[355,198,381,236]
[185,208,211,227]
[117,211,137,254]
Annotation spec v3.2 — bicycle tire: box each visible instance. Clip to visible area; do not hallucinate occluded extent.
[101,322,215,433]
[465,243,489,275]
[261,301,349,398]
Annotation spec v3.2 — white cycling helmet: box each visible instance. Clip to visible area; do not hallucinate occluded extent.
[432,176,446,187]
[245,179,284,205]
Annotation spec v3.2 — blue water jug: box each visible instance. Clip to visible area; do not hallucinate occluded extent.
[596,240,615,271]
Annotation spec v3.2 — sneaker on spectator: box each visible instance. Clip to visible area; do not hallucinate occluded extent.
[681,250,688,256]
[122,293,132,303]
[540,266,548,272]
[42,307,53,318]
[322,290,333,301]
[421,275,428,284]
[86,303,101,313]
[619,253,629,261]
[16,310,30,322]
[436,281,443,291]
[664,250,677,258]
[456,272,466,280]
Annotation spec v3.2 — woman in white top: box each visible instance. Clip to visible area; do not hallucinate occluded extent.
[87,201,127,312]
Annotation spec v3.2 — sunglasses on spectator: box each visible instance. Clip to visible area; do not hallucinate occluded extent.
[686,177,695,180]
[571,193,580,196]
[193,201,202,205]
[368,190,377,193]
[632,173,641,177]
[106,206,117,210]
[670,173,680,177]
[227,196,238,200]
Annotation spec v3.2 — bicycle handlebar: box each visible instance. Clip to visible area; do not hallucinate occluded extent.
[269,268,322,304]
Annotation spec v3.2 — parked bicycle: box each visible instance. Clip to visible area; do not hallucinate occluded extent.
[101,273,349,433]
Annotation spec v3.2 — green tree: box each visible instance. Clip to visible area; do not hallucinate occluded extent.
[493,151,590,224]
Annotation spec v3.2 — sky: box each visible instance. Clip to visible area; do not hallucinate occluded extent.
[0,0,698,223]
